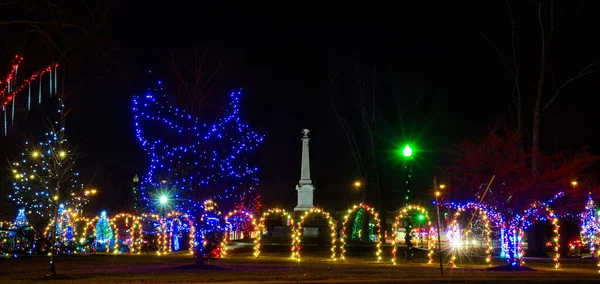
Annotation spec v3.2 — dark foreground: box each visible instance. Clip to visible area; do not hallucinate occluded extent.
[1,252,598,283]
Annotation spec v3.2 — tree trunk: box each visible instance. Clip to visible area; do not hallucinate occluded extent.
[194,213,204,266]
[47,187,59,276]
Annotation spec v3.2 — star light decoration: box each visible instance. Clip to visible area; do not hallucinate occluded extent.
[9,127,90,218]
[133,80,264,215]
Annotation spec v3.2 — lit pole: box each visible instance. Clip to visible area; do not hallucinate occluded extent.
[571,181,578,193]
[133,175,140,214]
[402,145,413,205]
[434,177,444,275]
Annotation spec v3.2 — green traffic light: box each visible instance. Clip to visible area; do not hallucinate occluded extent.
[402,145,413,157]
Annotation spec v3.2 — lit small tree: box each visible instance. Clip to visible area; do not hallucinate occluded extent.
[9,121,89,275]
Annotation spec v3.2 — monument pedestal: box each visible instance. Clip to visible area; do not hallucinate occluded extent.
[294,129,315,212]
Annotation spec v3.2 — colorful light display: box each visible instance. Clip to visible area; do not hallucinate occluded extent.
[446,206,493,268]
[253,208,294,258]
[339,203,382,262]
[10,126,90,218]
[581,194,599,257]
[220,210,257,257]
[159,211,196,255]
[390,205,433,265]
[95,211,114,252]
[133,81,264,215]
[12,209,29,228]
[110,213,143,254]
[291,208,337,262]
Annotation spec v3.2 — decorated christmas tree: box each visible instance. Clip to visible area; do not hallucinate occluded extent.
[581,194,600,256]
[95,211,113,246]
[352,209,364,240]
[12,208,29,228]
[133,83,264,215]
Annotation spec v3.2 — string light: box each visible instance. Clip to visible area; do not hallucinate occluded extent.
[339,203,382,262]
[390,205,433,265]
[110,213,143,254]
[253,208,294,258]
[581,194,600,258]
[446,205,494,268]
[133,79,264,216]
[291,208,336,262]
[221,210,257,257]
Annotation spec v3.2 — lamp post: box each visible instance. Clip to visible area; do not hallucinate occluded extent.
[434,177,444,275]
[402,145,413,205]
[132,175,140,214]
[571,181,578,192]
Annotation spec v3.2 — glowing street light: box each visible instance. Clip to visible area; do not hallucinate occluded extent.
[402,145,413,158]
[572,181,578,192]
[353,180,362,203]
[159,194,169,205]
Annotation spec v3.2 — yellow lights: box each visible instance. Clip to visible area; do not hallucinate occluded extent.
[447,205,493,268]
[439,184,446,190]
[221,210,257,258]
[390,205,433,265]
[291,208,336,262]
[203,200,218,212]
[29,174,35,179]
[254,208,294,258]
[58,151,66,158]
[159,211,196,256]
[32,151,40,158]
[353,181,362,188]
[572,181,578,186]
[53,195,59,201]
[91,189,97,194]
[339,203,382,262]
[110,213,143,254]
[435,191,441,197]
[84,189,97,196]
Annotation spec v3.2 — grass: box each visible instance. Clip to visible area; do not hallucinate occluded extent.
[0,251,599,283]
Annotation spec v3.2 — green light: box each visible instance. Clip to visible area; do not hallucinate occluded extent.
[402,145,413,157]
[418,214,425,221]
[159,195,169,205]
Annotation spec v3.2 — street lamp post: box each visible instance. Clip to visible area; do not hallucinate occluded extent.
[354,181,362,203]
[434,177,444,275]
[402,145,413,205]
[572,181,578,192]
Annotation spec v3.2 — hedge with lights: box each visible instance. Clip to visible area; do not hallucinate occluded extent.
[253,208,294,258]
[390,205,433,265]
[291,208,337,262]
[339,203,382,262]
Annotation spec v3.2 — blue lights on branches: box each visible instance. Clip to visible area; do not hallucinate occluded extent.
[133,82,264,215]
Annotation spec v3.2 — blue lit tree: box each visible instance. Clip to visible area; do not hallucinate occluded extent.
[581,194,600,256]
[12,208,29,228]
[133,83,264,215]
[95,211,113,249]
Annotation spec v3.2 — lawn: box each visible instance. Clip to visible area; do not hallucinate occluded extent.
[1,251,599,283]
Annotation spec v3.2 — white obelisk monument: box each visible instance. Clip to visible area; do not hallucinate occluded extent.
[294,129,315,211]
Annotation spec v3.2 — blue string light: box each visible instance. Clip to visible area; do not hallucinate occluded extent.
[133,78,264,216]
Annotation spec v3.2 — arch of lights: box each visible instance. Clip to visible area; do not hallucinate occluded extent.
[339,203,382,262]
[444,204,498,268]
[159,211,196,255]
[253,208,294,258]
[110,213,143,254]
[140,213,164,254]
[291,208,337,262]
[512,203,560,269]
[390,205,434,265]
[43,207,76,244]
[220,210,257,257]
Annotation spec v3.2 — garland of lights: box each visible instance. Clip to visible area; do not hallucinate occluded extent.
[390,205,433,265]
[514,205,561,269]
[43,205,76,243]
[253,208,294,258]
[339,203,382,262]
[133,79,264,215]
[0,55,58,136]
[12,209,29,229]
[140,213,166,255]
[220,210,257,257]
[291,208,337,262]
[581,194,600,257]
[446,206,493,268]
[95,211,114,252]
[110,213,143,254]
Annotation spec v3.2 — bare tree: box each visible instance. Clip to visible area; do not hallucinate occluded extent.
[484,0,597,176]
[166,47,227,116]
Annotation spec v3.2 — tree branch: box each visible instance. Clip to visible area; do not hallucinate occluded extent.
[543,61,597,111]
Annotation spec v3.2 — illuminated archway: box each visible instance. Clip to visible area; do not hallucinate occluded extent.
[291,208,337,262]
[73,216,97,250]
[514,205,560,269]
[253,208,294,258]
[339,203,382,262]
[159,211,196,255]
[390,205,434,265]
[220,210,258,257]
[447,206,493,268]
[110,213,143,254]
[140,213,163,254]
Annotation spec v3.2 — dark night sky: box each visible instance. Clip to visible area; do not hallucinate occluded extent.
[1,1,600,218]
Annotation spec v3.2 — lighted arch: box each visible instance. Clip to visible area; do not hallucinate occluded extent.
[291,208,337,262]
[110,213,143,254]
[73,216,97,246]
[43,207,76,242]
[447,206,493,268]
[159,211,196,255]
[253,208,294,258]
[339,203,382,262]
[390,205,434,265]
[514,205,560,269]
[220,210,258,257]
[140,213,164,255]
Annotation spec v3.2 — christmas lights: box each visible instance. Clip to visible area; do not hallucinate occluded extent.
[581,194,599,258]
[446,206,493,268]
[291,208,337,262]
[95,211,114,252]
[253,208,294,258]
[159,211,196,255]
[110,213,143,254]
[9,126,90,218]
[133,81,264,215]
[390,205,433,265]
[339,203,382,262]
[12,209,29,229]
[220,210,257,257]
[0,55,58,136]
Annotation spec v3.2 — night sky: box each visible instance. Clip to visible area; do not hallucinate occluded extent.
[1,1,599,218]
